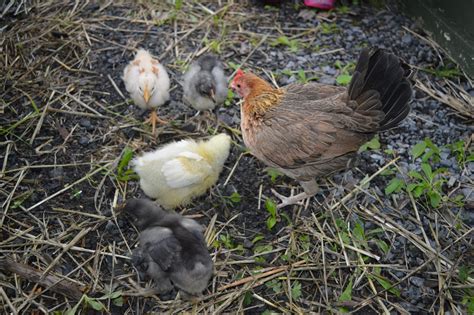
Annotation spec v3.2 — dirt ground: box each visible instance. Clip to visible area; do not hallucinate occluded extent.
[1,1,473,314]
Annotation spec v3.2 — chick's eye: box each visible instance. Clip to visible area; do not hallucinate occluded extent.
[237,84,241,88]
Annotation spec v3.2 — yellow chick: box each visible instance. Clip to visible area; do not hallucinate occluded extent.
[123,49,170,134]
[132,133,231,209]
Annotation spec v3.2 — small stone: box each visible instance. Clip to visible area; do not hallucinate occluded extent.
[410,276,425,287]
[243,239,253,249]
[402,34,413,46]
[79,136,89,146]
[79,118,93,130]
[318,76,336,85]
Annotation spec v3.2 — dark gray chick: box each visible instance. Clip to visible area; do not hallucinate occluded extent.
[124,198,213,299]
[183,54,228,112]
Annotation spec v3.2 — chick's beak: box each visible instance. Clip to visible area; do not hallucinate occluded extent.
[143,86,150,103]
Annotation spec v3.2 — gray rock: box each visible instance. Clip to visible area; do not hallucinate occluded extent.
[402,34,412,46]
[79,136,89,146]
[318,76,336,85]
[410,276,425,287]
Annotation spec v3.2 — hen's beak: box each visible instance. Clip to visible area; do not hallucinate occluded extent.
[210,89,216,103]
[143,86,150,103]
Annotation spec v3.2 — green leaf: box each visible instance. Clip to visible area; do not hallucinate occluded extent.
[252,235,264,244]
[372,275,400,297]
[84,296,105,311]
[266,279,282,293]
[421,163,433,181]
[352,221,365,243]
[408,170,424,180]
[112,296,124,307]
[411,141,427,159]
[385,178,404,195]
[254,244,273,254]
[428,191,441,207]
[243,291,253,306]
[339,278,353,302]
[336,74,352,85]
[265,199,277,217]
[266,216,277,230]
[413,185,426,198]
[291,281,302,300]
[175,0,183,10]
[229,192,241,204]
[266,168,282,183]
[117,147,135,181]
[375,239,389,254]
[359,136,380,152]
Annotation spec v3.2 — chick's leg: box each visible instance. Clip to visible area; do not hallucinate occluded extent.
[144,110,168,134]
[271,179,319,209]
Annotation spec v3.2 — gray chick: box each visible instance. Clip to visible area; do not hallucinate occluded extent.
[124,198,213,299]
[183,54,228,112]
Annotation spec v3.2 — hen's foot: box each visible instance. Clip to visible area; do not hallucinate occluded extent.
[271,189,311,209]
[144,111,167,134]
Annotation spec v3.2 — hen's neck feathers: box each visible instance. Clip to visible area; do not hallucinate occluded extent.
[243,75,283,117]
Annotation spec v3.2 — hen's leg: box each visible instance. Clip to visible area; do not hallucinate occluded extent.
[144,110,167,134]
[271,179,319,209]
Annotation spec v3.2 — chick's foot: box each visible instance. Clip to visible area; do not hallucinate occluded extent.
[145,110,168,134]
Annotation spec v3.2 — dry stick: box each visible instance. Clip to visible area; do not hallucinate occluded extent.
[0,286,18,315]
[230,34,270,78]
[218,260,306,291]
[25,163,112,212]
[328,157,400,211]
[0,169,27,229]
[0,257,85,301]
[159,4,232,60]
[108,74,126,100]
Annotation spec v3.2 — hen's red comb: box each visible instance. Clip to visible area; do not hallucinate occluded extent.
[235,68,244,78]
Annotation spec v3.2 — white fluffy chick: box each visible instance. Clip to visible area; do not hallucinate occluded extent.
[132,133,231,209]
[182,54,228,112]
[123,49,170,134]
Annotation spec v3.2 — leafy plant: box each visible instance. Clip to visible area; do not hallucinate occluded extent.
[224,191,242,205]
[339,278,353,302]
[448,140,474,168]
[334,60,355,86]
[421,66,462,79]
[359,136,380,152]
[271,36,299,53]
[266,279,283,293]
[224,89,235,107]
[116,147,139,182]
[65,291,123,315]
[266,168,282,183]
[291,281,302,299]
[320,23,339,35]
[411,138,441,163]
[406,163,447,207]
[265,198,278,230]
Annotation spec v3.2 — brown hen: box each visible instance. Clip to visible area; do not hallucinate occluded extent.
[231,49,412,208]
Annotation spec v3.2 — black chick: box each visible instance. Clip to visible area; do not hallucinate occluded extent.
[125,198,213,299]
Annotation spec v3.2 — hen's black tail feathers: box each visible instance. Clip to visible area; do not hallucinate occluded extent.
[348,48,412,131]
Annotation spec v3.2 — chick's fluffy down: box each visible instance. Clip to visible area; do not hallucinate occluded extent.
[132,134,231,209]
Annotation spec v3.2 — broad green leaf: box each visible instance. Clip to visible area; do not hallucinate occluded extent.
[359,136,380,152]
[229,192,241,204]
[372,275,400,297]
[420,163,433,181]
[408,170,424,180]
[411,141,427,159]
[385,178,404,195]
[291,281,302,300]
[413,185,425,198]
[265,199,277,217]
[243,291,253,306]
[339,278,353,302]
[429,191,441,207]
[252,235,264,244]
[375,239,389,254]
[336,74,352,85]
[266,216,277,230]
[112,296,124,307]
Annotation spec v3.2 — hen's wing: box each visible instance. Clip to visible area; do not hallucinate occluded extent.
[161,152,212,188]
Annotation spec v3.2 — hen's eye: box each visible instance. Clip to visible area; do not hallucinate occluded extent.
[237,84,241,88]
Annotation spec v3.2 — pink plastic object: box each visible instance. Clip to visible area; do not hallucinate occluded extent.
[304,0,336,10]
